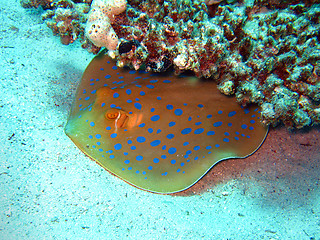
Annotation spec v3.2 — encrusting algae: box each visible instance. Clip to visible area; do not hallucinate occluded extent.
[21,0,320,129]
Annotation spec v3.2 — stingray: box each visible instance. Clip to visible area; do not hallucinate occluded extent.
[65,51,268,194]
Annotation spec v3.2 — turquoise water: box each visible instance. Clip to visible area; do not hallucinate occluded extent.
[0,1,319,239]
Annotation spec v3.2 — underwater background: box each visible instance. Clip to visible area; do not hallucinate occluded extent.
[1,0,320,239]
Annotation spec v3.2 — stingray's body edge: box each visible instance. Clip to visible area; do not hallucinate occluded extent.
[65,126,269,194]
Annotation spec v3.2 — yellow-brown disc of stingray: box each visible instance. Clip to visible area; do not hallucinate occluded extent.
[65,51,268,193]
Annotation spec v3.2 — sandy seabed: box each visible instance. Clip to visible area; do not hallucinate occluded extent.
[0,1,319,239]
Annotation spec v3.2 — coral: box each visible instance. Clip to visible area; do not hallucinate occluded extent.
[20,0,54,9]
[22,0,320,129]
[42,5,88,45]
[85,0,127,50]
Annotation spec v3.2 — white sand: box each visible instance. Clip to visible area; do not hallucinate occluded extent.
[0,1,319,239]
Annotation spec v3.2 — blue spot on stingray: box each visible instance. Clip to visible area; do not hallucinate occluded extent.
[129,70,136,74]
[228,111,236,117]
[157,96,161,100]
[112,66,117,70]
[153,158,160,163]
[113,93,119,98]
[151,115,160,121]
[162,145,166,150]
[150,108,155,112]
[167,134,174,139]
[194,146,200,151]
[206,146,212,150]
[198,104,204,108]
[124,160,130,164]
[131,146,136,150]
[128,167,132,170]
[109,155,115,159]
[181,128,192,135]
[150,79,158,83]
[188,117,192,121]
[183,142,189,146]
[146,85,154,89]
[114,143,122,150]
[213,121,223,127]
[148,128,153,133]
[241,124,248,129]
[250,120,255,124]
[218,111,223,114]
[148,166,153,170]
[168,147,177,154]
[150,140,161,147]
[215,144,220,148]
[244,109,250,114]
[166,104,173,110]
[95,134,101,139]
[136,155,143,161]
[134,103,142,110]
[161,155,167,159]
[137,136,146,143]
[89,135,93,139]
[224,132,230,136]
[127,99,132,103]
[207,131,215,136]
[90,122,95,127]
[194,128,204,134]
[163,80,171,83]
[139,123,145,128]
[105,74,111,79]
[169,122,176,127]
[174,109,183,116]
[249,126,254,130]
[223,138,230,142]
[127,140,132,144]
[91,90,97,94]
[228,123,232,127]
[195,122,202,126]
[126,89,132,95]
[171,159,176,164]
[140,91,145,96]
[110,133,117,138]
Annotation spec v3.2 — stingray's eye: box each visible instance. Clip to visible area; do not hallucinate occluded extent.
[105,110,119,120]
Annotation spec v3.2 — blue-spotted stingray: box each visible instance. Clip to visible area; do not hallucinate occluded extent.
[65,51,268,194]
